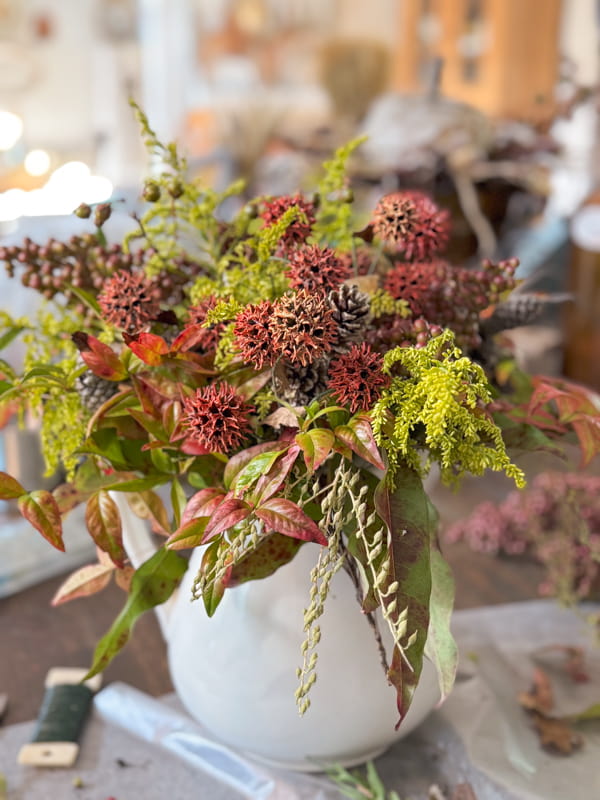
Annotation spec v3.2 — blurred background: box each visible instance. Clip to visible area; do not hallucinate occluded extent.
[1,0,600,593]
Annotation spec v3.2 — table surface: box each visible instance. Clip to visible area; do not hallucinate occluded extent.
[0,470,548,727]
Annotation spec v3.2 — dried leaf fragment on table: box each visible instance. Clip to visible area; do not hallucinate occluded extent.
[529,710,584,756]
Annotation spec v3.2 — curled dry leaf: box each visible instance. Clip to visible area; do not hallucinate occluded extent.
[518,666,554,714]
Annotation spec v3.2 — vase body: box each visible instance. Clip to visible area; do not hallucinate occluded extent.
[163,540,440,770]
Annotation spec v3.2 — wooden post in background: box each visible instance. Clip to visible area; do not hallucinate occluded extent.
[393,0,563,122]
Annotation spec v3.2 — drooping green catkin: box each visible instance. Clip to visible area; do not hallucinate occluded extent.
[295,463,353,715]
[372,330,526,489]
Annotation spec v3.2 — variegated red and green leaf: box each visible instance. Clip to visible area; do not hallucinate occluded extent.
[202,496,252,541]
[18,490,64,551]
[335,414,385,470]
[0,470,25,500]
[85,491,126,567]
[255,497,328,545]
[295,428,335,472]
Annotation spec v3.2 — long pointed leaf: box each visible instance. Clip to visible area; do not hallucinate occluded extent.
[85,548,186,677]
[425,548,458,703]
[18,490,64,551]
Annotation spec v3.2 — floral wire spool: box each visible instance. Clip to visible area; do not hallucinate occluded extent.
[18,669,101,768]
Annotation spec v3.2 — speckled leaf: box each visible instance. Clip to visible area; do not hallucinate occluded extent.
[52,563,114,605]
[18,490,64,551]
[374,466,435,727]
[127,490,171,535]
[226,533,303,587]
[85,547,186,678]
[425,548,458,703]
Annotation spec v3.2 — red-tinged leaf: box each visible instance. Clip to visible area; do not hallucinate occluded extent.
[224,441,286,489]
[170,324,207,353]
[125,332,169,366]
[166,516,210,549]
[255,498,327,545]
[572,417,600,466]
[18,490,64,551]
[199,537,233,616]
[52,563,114,605]
[53,482,86,514]
[114,565,135,592]
[85,491,126,567]
[231,449,285,496]
[226,533,303,587]
[250,445,300,504]
[335,415,385,470]
[202,496,252,541]
[85,548,187,677]
[374,466,436,727]
[132,375,169,415]
[73,332,127,381]
[180,438,212,456]
[295,429,335,472]
[181,488,226,526]
[127,490,170,535]
[0,470,25,500]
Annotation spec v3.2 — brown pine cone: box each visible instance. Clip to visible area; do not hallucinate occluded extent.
[272,358,329,407]
[328,283,371,354]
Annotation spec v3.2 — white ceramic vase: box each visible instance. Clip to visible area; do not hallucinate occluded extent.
[118,495,441,771]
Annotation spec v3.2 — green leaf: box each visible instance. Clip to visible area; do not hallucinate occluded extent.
[424,548,458,703]
[230,449,285,496]
[85,491,126,567]
[374,466,436,726]
[199,537,233,616]
[223,441,285,489]
[170,478,187,528]
[295,429,334,472]
[0,470,26,500]
[0,323,25,352]
[85,547,187,677]
[18,490,64,551]
[100,475,167,493]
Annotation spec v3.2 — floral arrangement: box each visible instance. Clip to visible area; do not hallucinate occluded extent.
[1,106,599,727]
[445,471,600,605]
